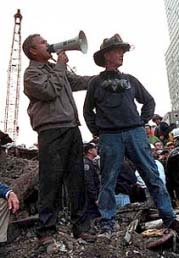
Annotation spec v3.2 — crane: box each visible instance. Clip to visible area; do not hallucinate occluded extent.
[4,9,22,142]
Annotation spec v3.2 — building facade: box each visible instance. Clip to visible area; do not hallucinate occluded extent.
[164,0,179,111]
[163,110,179,126]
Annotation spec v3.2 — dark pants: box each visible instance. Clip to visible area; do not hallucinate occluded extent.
[37,127,89,237]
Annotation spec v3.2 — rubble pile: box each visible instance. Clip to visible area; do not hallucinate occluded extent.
[0,154,38,181]
[1,152,179,258]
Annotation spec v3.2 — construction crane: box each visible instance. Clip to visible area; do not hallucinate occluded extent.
[4,9,22,142]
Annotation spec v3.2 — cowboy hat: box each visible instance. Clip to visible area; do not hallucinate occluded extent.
[93,34,131,67]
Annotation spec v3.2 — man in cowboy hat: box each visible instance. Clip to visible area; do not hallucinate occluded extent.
[83,34,179,237]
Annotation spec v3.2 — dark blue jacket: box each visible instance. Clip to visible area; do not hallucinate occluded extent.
[83,70,155,136]
[0,183,11,199]
[84,157,100,202]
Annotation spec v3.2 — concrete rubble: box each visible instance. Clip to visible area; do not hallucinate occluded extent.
[0,149,179,258]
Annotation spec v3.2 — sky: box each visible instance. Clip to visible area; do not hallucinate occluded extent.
[0,0,171,146]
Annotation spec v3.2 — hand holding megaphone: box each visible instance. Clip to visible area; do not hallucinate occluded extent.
[56,50,69,65]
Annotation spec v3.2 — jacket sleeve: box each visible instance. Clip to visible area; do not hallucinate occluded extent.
[83,77,99,136]
[24,64,67,101]
[66,71,93,92]
[129,75,155,123]
[0,183,11,199]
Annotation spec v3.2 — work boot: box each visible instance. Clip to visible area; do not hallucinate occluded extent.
[97,218,115,239]
[72,220,97,242]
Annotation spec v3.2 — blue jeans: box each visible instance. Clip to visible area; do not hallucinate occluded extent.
[98,127,176,226]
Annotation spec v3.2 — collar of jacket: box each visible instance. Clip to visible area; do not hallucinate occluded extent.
[29,60,53,69]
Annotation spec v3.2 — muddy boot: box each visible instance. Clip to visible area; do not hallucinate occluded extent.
[97,218,115,239]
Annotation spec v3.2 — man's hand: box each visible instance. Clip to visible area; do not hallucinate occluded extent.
[7,192,19,214]
[57,50,69,65]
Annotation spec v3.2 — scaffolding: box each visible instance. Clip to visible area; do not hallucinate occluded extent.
[4,9,22,142]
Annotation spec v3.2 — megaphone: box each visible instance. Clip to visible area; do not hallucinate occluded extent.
[48,30,88,54]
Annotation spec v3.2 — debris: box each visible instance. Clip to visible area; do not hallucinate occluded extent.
[1,152,179,258]
[142,229,175,250]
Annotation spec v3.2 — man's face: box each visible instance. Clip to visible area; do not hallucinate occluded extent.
[30,35,51,62]
[167,144,174,152]
[154,118,161,126]
[104,47,124,68]
[154,142,163,150]
[145,126,151,135]
[89,147,98,158]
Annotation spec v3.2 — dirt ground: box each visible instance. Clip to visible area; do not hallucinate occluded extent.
[1,153,179,258]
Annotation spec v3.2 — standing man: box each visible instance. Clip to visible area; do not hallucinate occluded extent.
[83,142,101,220]
[83,34,179,236]
[22,34,95,244]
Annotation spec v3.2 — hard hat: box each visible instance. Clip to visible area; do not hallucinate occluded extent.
[171,128,179,138]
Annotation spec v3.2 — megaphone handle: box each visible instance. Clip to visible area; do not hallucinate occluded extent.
[50,57,57,63]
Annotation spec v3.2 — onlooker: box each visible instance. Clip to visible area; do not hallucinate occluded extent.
[152,114,170,145]
[166,128,179,207]
[158,148,169,170]
[0,183,19,256]
[22,34,95,244]
[165,141,175,153]
[150,145,166,185]
[135,144,166,205]
[144,124,160,144]
[83,142,101,220]
[83,33,179,237]
[153,141,164,158]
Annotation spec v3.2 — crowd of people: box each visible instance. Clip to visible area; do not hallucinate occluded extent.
[0,32,179,255]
